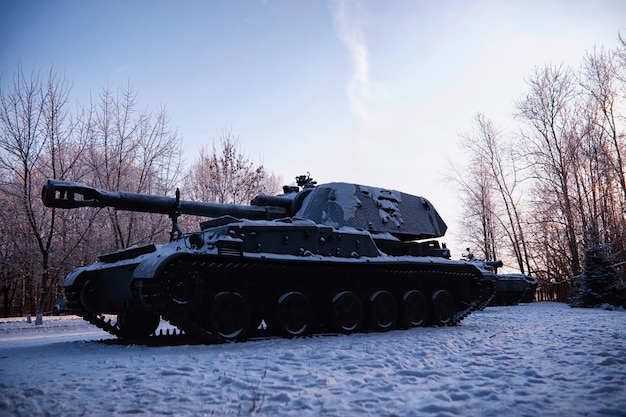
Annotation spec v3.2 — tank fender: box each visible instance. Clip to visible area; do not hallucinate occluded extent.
[62,267,87,288]
[131,251,182,280]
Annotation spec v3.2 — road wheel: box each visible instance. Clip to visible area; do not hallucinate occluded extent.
[209,292,250,340]
[401,290,428,327]
[431,290,455,326]
[369,291,397,331]
[332,291,363,334]
[277,292,313,337]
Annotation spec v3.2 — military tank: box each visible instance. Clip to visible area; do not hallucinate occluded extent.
[42,175,495,343]
[497,273,538,304]
[462,250,537,306]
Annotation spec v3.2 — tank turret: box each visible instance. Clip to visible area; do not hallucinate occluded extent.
[43,176,495,343]
[43,178,447,242]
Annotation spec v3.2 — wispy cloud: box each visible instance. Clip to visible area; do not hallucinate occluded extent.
[329,0,370,119]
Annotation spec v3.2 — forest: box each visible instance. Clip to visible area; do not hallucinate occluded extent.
[1,37,625,318]
[455,36,626,305]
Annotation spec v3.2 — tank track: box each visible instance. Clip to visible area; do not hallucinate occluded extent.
[81,312,196,342]
[65,256,495,345]
[476,281,496,310]
[64,286,193,345]
[139,255,495,342]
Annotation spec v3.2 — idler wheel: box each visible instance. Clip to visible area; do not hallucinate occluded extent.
[117,311,161,339]
[369,291,397,331]
[79,279,100,313]
[277,292,313,337]
[209,292,250,341]
[332,291,363,334]
[401,289,428,327]
[431,290,455,326]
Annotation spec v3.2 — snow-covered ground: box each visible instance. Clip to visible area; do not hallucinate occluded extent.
[0,302,624,417]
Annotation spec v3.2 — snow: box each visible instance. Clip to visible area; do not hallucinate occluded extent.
[1,303,625,417]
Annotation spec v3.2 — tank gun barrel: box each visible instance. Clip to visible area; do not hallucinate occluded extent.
[485,260,504,268]
[41,179,289,220]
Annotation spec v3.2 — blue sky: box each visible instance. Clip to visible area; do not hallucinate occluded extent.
[2,0,625,254]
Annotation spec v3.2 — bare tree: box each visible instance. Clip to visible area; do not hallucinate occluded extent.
[456,38,626,289]
[84,83,183,249]
[455,133,501,261]
[581,47,626,200]
[0,67,184,317]
[578,46,626,256]
[0,192,21,316]
[457,113,531,272]
[0,65,74,322]
[516,64,583,277]
[188,127,281,205]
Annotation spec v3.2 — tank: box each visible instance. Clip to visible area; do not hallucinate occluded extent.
[462,250,537,306]
[42,175,495,342]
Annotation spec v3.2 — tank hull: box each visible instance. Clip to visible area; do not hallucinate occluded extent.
[463,255,537,307]
[63,219,495,342]
[489,273,538,306]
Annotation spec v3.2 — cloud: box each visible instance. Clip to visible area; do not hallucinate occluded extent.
[329,0,371,119]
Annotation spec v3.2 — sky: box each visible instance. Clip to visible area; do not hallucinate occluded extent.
[1,0,625,258]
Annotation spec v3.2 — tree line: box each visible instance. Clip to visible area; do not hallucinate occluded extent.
[0,66,280,318]
[456,35,626,304]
